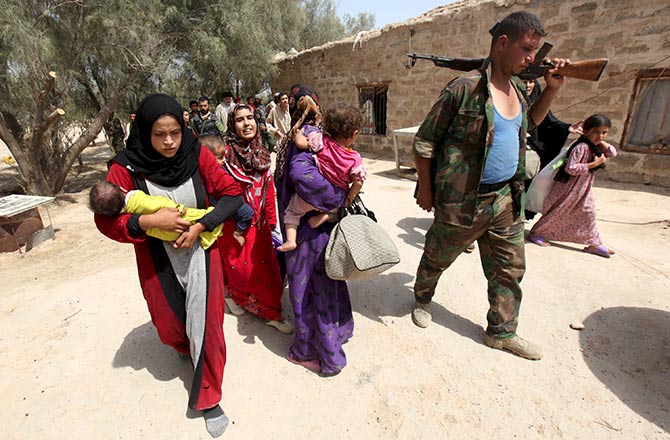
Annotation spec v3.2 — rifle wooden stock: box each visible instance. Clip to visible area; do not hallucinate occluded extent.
[408,53,609,82]
[554,59,608,81]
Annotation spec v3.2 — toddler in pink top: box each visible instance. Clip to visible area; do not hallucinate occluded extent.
[278,105,366,252]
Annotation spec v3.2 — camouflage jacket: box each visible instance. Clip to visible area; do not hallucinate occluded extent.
[192,112,224,137]
[413,61,535,228]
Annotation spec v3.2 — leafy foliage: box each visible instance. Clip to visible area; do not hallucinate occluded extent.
[0,0,375,195]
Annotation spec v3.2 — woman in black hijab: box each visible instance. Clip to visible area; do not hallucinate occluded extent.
[524,80,583,219]
[95,93,243,438]
[525,79,583,169]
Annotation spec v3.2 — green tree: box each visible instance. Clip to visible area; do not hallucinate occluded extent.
[343,12,376,36]
[298,0,344,50]
[0,0,359,196]
[0,0,176,195]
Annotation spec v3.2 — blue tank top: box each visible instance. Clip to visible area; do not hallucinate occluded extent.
[481,103,522,184]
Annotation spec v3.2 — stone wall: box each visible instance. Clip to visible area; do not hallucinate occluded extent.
[272,0,670,186]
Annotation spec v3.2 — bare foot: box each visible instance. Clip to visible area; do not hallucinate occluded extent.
[277,241,297,252]
[233,230,245,247]
[307,212,330,229]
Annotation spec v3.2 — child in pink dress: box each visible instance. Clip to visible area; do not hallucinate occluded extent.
[278,105,366,252]
[528,114,617,258]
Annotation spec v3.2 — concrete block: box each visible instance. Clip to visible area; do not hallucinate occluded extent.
[641,154,670,174]
[571,2,598,13]
[616,45,650,55]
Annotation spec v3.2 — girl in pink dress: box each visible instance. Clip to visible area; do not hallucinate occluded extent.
[278,105,366,252]
[528,114,617,258]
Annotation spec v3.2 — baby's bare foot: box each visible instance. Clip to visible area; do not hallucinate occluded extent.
[277,241,297,252]
[307,213,330,229]
[233,230,245,247]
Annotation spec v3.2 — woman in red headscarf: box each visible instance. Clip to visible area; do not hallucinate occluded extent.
[218,104,293,333]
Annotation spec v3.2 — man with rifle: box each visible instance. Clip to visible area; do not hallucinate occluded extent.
[411,11,570,360]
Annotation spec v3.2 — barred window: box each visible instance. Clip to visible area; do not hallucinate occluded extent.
[622,69,670,155]
[357,83,388,136]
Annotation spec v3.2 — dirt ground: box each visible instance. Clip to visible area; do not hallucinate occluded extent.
[1,145,669,439]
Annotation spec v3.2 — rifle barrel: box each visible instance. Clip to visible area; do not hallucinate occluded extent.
[408,54,608,82]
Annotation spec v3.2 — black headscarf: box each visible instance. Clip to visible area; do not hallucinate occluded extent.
[554,135,605,183]
[288,84,320,126]
[111,93,199,186]
[526,80,571,169]
[274,84,321,183]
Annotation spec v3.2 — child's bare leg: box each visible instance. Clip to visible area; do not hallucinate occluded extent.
[277,224,298,252]
[233,229,245,247]
[307,212,331,229]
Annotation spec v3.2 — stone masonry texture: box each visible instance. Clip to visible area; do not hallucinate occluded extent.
[272,0,670,187]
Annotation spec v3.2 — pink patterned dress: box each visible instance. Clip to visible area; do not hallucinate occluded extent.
[529,142,616,246]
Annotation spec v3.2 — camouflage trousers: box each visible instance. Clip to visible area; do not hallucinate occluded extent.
[414,186,525,338]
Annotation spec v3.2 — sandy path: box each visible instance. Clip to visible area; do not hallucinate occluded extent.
[1,150,668,439]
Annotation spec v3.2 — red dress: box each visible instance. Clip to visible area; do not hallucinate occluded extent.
[219,157,284,321]
[95,147,240,411]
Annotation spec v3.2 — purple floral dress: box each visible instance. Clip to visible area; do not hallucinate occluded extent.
[277,124,353,374]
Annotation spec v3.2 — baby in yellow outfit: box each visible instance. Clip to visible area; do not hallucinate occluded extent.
[89,181,253,248]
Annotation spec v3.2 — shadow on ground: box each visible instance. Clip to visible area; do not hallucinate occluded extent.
[370,166,417,182]
[113,321,193,400]
[396,217,431,250]
[349,271,484,347]
[580,307,670,433]
[523,229,588,255]
[231,310,292,360]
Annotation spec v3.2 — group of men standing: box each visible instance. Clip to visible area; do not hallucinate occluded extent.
[186,94,232,137]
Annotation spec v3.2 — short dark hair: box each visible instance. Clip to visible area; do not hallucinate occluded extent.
[89,181,125,217]
[198,96,209,103]
[490,11,547,44]
[323,105,365,139]
[583,114,612,132]
[221,91,234,98]
[199,134,226,154]
[189,100,198,106]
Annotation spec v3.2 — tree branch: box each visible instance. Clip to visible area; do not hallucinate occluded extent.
[43,108,65,131]
[52,78,130,193]
[37,71,57,104]
[32,71,58,172]
[0,111,31,186]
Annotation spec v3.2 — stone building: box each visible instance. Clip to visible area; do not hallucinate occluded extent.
[271,0,670,186]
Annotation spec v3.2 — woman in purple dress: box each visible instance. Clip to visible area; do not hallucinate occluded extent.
[276,85,354,376]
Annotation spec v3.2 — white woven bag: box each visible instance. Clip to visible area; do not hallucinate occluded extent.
[325,213,400,281]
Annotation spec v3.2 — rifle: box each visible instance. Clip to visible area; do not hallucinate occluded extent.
[407,42,608,82]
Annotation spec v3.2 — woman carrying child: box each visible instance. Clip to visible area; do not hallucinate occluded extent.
[276,86,361,376]
[217,104,293,333]
[277,105,365,251]
[94,93,242,437]
[528,114,617,258]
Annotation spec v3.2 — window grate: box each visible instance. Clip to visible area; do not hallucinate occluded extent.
[358,84,388,136]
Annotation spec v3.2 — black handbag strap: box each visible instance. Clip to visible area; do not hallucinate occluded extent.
[339,194,377,222]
